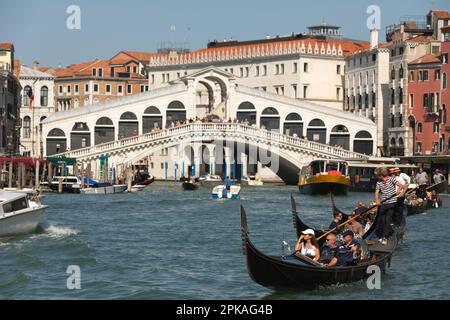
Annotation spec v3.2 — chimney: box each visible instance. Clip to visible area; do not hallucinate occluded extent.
[32,61,40,70]
[370,29,379,49]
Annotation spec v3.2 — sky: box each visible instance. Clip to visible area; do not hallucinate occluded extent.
[0,0,448,67]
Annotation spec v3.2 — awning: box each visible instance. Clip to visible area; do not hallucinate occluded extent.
[46,156,77,165]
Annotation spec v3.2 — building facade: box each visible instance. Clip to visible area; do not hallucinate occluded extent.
[44,51,157,112]
[0,43,21,156]
[19,65,55,157]
[146,26,369,110]
[440,26,450,154]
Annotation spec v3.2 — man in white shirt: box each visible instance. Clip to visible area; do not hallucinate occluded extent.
[433,169,446,185]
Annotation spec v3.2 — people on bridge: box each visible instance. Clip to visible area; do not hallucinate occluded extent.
[295,229,320,261]
[374,166,403,246]
[325,230,360,267]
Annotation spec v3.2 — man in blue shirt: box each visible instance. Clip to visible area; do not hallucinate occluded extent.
[325,230,360,267]
[225,176,231,191]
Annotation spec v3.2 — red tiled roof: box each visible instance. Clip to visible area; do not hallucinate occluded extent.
[409,53,441,65]
[115,51,162,61]
[430,10,450,19]
[0,42,14,51]
[406,35,434,43]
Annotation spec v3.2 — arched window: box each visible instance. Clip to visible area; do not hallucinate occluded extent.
[307,119,326,143]
[71,122,91,150]
[120,112,137,120]
[23,116,31,139]
[443,72,447,89]
[330,125,350,150]
[261,107,279,115]
[119,112,139,138]
[143,106,163,133]
[399,65,404,78]
[23,86,31,106]
[40,86,48,106]
[308,119,325,127]
[417,123,423,133]
[260,107,280,131]
[168,101,185,109]
[331,125,349,133]
[46,128,66,156]
[95,117,114,145]
[390,137,396,146]
[391,67,395,80]
[238,101,256,110]
[284,113,303,137]
[398,137,404,147]
[354,131,373,155]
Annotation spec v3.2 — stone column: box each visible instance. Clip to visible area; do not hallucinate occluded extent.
[241,153,248,178]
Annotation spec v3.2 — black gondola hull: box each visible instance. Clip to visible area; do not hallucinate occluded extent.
[182,182,199,190]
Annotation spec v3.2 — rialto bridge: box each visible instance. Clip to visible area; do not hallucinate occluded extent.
[42,67,376,184]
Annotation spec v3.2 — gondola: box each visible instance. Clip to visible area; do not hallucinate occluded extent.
[182,180,199,190]
[425,197,443,210]
[405,200,427,216]
[241,204,397,290]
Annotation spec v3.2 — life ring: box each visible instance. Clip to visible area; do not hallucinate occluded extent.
[354,175,360,184]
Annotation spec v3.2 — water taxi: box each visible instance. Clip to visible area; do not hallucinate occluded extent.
[298,159,349,195]
[211,185,241,199]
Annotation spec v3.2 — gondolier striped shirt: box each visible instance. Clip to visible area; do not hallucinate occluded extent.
[376,177,397,204]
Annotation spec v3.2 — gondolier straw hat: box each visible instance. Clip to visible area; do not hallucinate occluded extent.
[389,167,401,173]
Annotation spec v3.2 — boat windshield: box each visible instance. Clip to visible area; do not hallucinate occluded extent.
[2,196,28,213]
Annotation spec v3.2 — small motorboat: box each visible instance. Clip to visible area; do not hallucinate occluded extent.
[211,185,241,199]
[241,175,263,186]
[49,176,82,193]
[131,175,155,192]
[198,174,223,187]
[182,178,199,191]
[0,191,48,238]
[80,184,128,194]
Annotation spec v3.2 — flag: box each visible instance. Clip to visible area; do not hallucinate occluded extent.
[27,87,34,108]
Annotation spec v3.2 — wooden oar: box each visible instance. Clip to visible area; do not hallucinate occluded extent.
[317,190,407,241]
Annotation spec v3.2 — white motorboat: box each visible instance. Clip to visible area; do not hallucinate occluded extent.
[49,176,82,193]
[211,185,241,200]
[241,175,264,186]
[198,174,223,187]
[80,184,128,194]
[0,191,48,238]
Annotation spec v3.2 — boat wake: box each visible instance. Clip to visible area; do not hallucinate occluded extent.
[41,225,79,239]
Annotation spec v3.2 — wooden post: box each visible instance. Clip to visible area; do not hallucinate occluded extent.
[41,161,47,183]
[127,167,132,192]
[17,162,22,189]
[8,161,13,188]
[115,163,119,185]
[1,162,5,186]
[58,177,63,193]
[35,160,40,190]
[81,162,85,189]
[48,162,53,182]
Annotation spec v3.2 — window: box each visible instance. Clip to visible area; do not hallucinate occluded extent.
[391,67,395,80]
[292,84,297,98]
[161,163,164,170]
[303,63,308,73]
[391,89,395,105]
[59,85,63,94]
[434,122,440,133]
[303,86,308,99]
[40,86,48,106]
[443,53,448,64]
[110,67,115,77]
[337,65,341,75]
[140,85,145,92]
[240,67,244,77]
[255,66,260,76]
[133,66,137,73]
[162,74,166,83]
[280,64,284,74]
[93,84,99,93]
[245,67,249,77]
[336,88,341,100]
[151,74,155,84]
[399,47,404,55]
[410,94,414,108]
[23,116,31,139]
[98,68,103,77]
[399,88,403,104]
[443,73,447,89]
[118,85,123,94]
[263,65,267,76]
[127,85,132,94]
[67,85,71,93]
[275,64,279,75]
[418,71,423,81]
[74,85,79,93]
[423,70,429,81]
[92,68,97,76]
[435,70,441,80]
[409,71,414,82]
[417,123,422,133]
[126,66,131,73]
[372,54,376,62]
[85,84,89,92]
[423,93,429,108]
[177,72,180,78]
[399,65,404,78]
[293,62,298,73]
[106,84,111,93]
[417,142,422,153]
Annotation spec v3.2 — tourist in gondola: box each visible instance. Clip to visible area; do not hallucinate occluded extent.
[344,212,364,238]
[351,200,367,224]
[329,211,343,231]
[319,233,339,264]
[325,230,360,267]
[375,166,403,246]
[294,229,320,261]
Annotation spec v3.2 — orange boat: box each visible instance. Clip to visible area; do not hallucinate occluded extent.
[298,159,350,195]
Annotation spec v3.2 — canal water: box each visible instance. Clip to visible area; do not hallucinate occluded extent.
[1,183,449,299]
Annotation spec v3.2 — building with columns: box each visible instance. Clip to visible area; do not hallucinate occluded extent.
[19,65,55,157]
[146,25,370,110]
[0,43,21,156]
[41,67,377,182]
